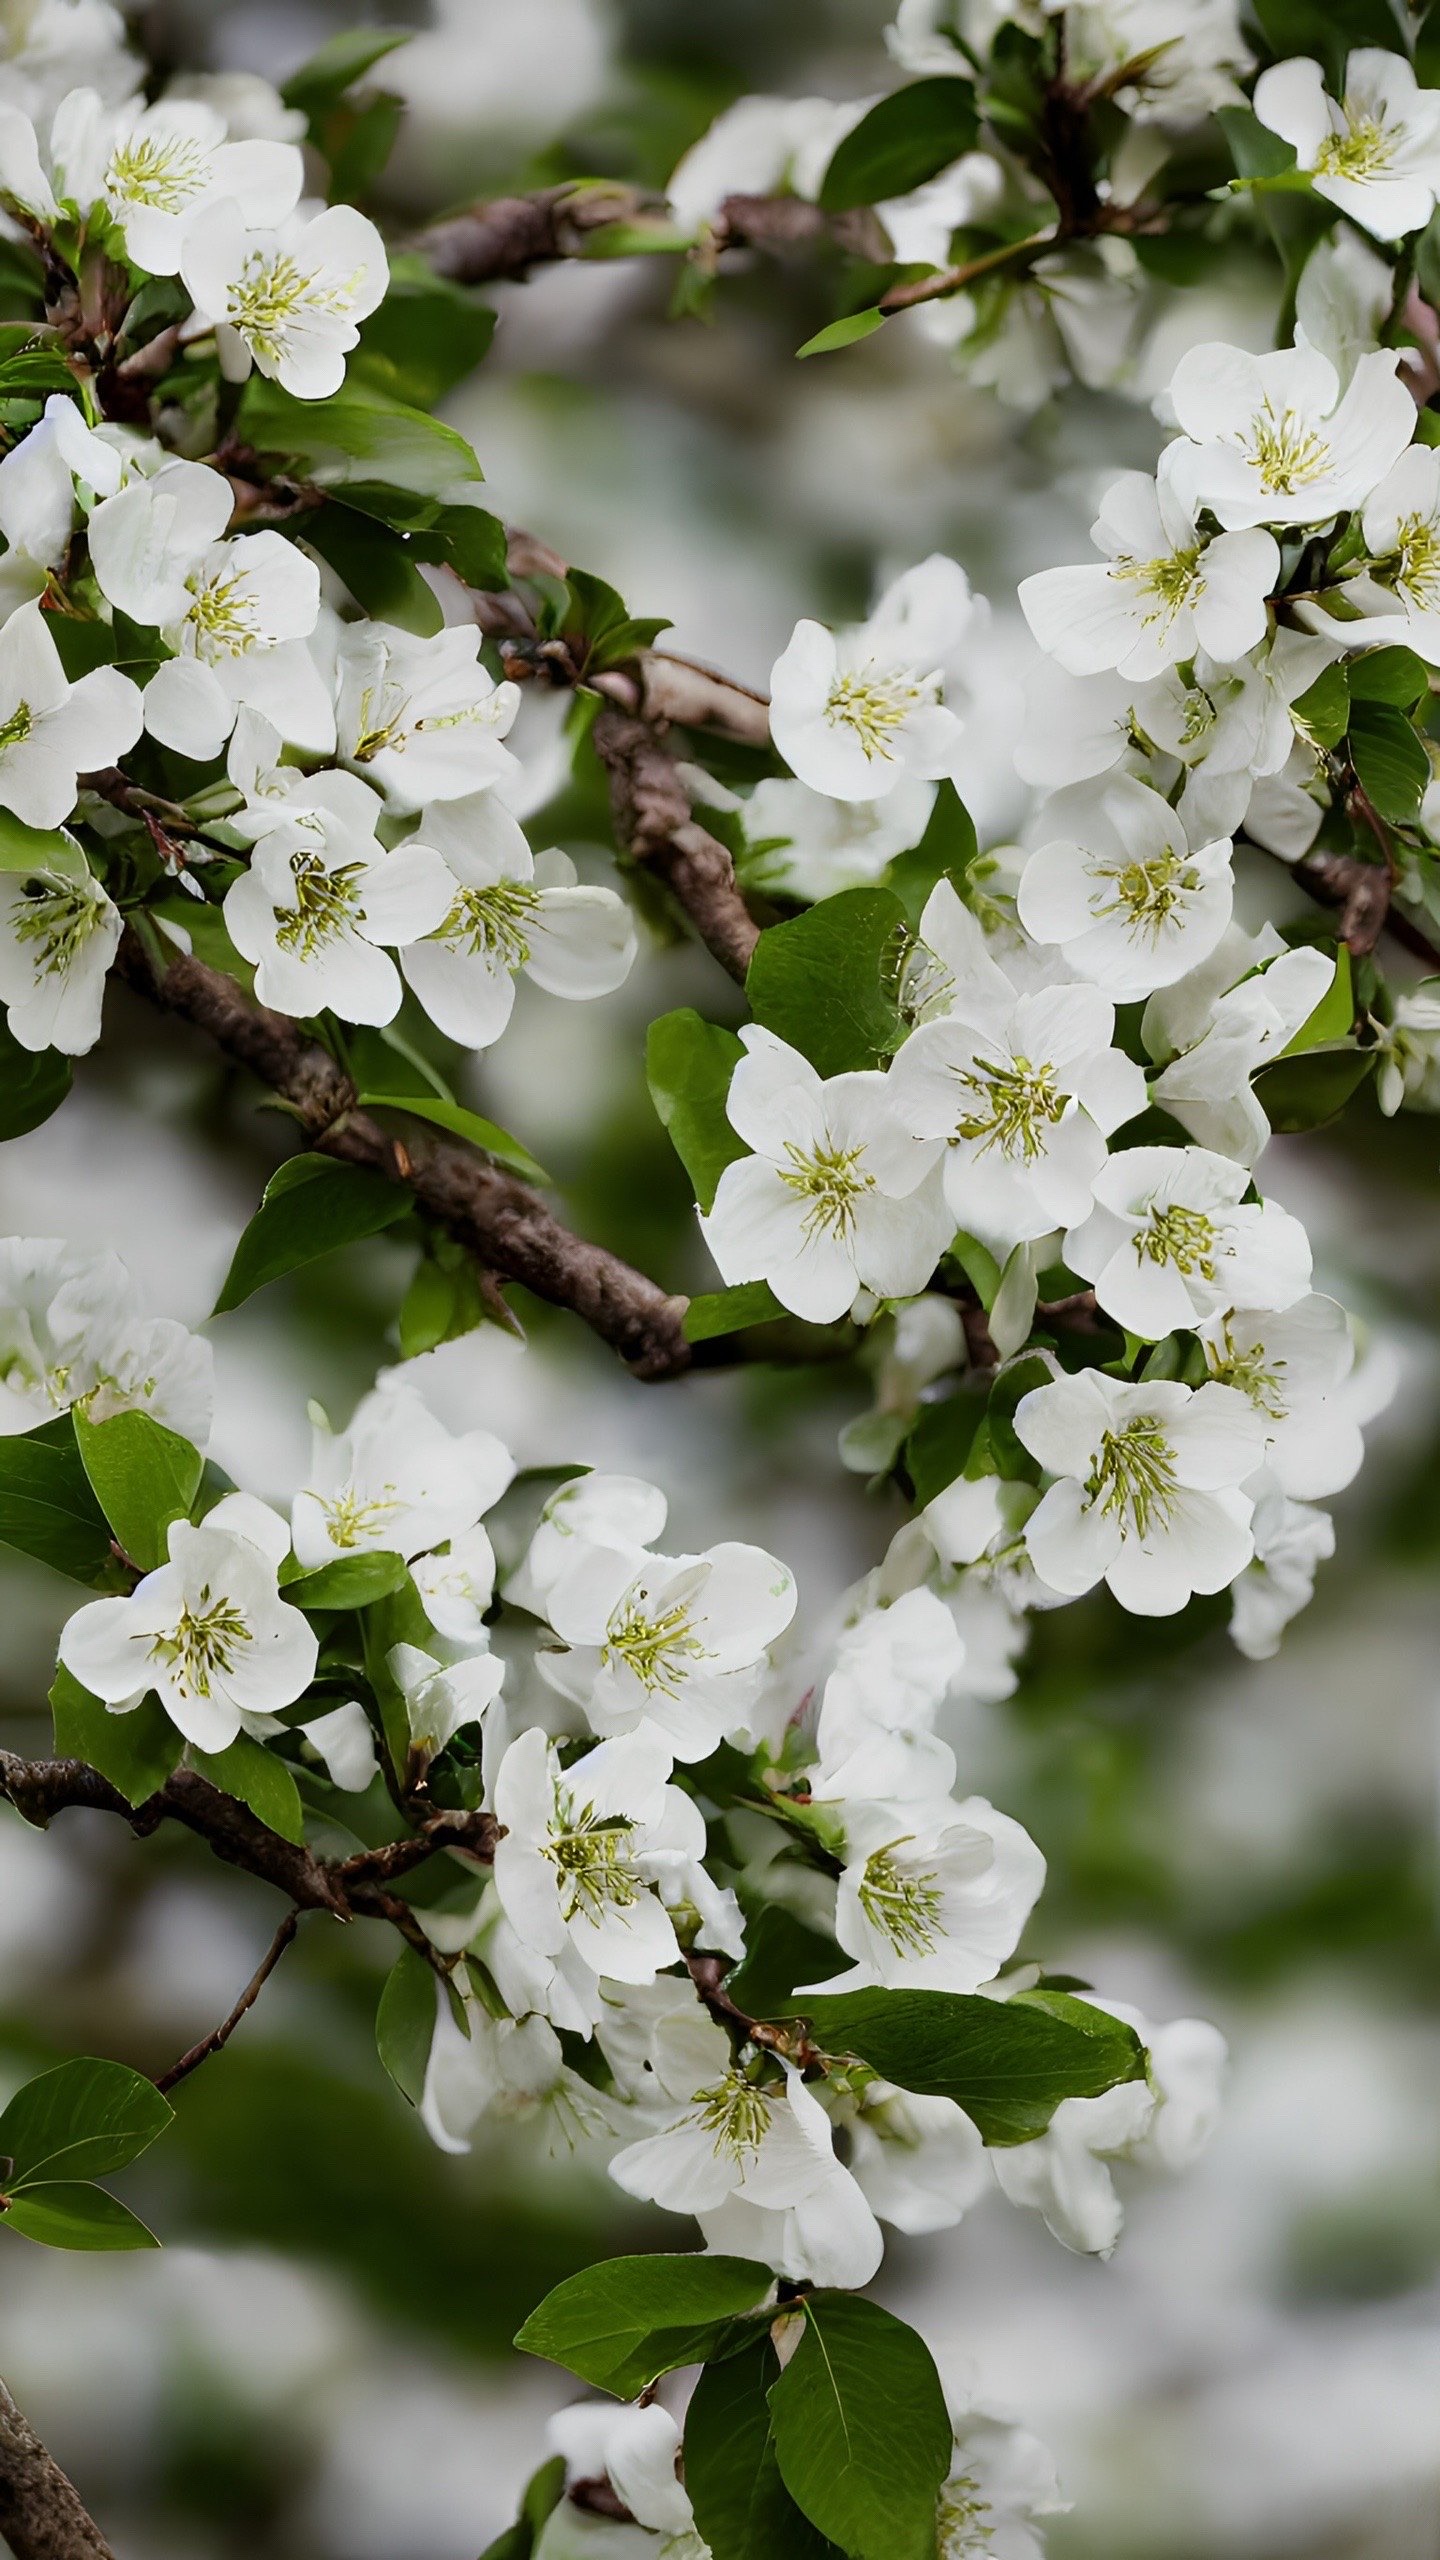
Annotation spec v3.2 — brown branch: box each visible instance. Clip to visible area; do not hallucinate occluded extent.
[685,1952,822,2067]
[154,1908,300,2094]
[0,2380,115,2560]
[415,182,651,283]
[1291,843,1440,966]
[113,929,692,1381]
[591,707,760,983]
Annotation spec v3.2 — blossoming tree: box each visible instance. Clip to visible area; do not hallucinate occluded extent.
[0,1,1433,2554]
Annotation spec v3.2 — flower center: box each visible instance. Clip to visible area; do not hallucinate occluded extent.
[0,699,35,758]
[1087,1416,1180,1539]
[272,848,366,956]
[1206,1328,1287,1420]
[1314,113,1394,182]
[690,2070,776,2166]
[544,1788,643,1922]
[937,2472,996,2556]
[1118,543,1201,631]
[317,1485,401,1548]
[1095,846,1198,938]
[1392,510,1440,614]
[1137,1201,1217,1279]
[951,1053,1067,1160]
[151,1585,251,1698]
[349,677,409,764]
[185,562,263,658]
[12,873,107,977]
[778,1139,875,1241]
[227,249,362,359]
[1244,400,1332,496]
[604,1588,707,1698]
[106,130,210,213]
[435,878,539,970]
[857,1840,944,1958]
[824,661,932,762]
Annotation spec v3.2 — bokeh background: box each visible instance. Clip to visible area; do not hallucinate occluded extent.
[2,4,1439,2554]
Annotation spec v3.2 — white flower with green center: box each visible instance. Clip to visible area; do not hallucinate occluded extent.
[994,1995,1227,2252]
[224,770,453,1023]
[611,2056,884,2289]
[1018,774,1234,1000]
[0,1236,211,1442]
[1305,445,1440,666]
[88,457,333,761]
[58,1491,316,1752]
[1065,1141,1312,1338]
[700,1025,953,1324]
[492,1726,696,1986]
[44,84,301,273]
[815,1792,1044,1995]
[539,1531,796,1760]
[1196,1295,1359,1499]
[1143,932,1337,1166]
[400,791,635,1047]
[934,2397,1070,2560]
[1255,49,1440,242]
[890,895,1146,1259]
[180,198,387,400]
[1131,631,1337,849]
[291,1381,513,1573]
[1019,458,1279,681]
[1015,1370,1267,1616]
[1166,336,1415,532]
[0,840,120,1055]
[729,768,936,903]
[0,597,140,831]
[335,621,522,813]
[770,555,981,802]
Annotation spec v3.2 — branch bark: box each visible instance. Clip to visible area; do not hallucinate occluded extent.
[114,930,692,1382]
[415,183,651,283]
[154,1907,300,2094]
[591,706,760,983]
[0,2380,115,2560]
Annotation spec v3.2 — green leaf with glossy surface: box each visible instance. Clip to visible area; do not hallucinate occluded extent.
[819,78,979,213]
[904,1383,987,1505]
[0,1415,115,1583]
[240,378,484,504]
[303,505,444,635]
[683,1282,785,1342]
[283,1551,409,1611]
[723,1905,846,2017]
[1348,645,1430,710]
[214,1155,412,1313]
[2,2184,159,2250]
[1348,701,1430,821]
[0,2058,172,2185]
[769,2294,950,2560]
[646,1009,746,1211]
[884,778,978,924]
[1281,943,1350,1053]
[49,1665,180,1806]
[1292,662,1349,748]
[1252,1043,1377,1131]
[768,1986,1147,2142]
[514,2253,774,2397]
[747,887,909,1075]
[353,258,498,409]
[354,1091,550,1186]
[686,2338,841,2560]
[376,1943,436,2108]
[72,1409,203,1573]
[797,307,887,358]
[190,1735,304,1846]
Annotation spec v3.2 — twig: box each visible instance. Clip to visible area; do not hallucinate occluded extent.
[0,2379,115,2560]
[591,706,760,983]
[685,1952,822,2067]
[415,182,651,283]
[154,1908,300,2094]
[1292,843,1440,966]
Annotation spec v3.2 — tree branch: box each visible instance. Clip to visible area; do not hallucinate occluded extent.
[590,706,760,983]
[415,182,652,283]
[0,2381,115,2560]
[154,1907,300,2094]
[113,930,693,1381]
[1291,843,1440,967]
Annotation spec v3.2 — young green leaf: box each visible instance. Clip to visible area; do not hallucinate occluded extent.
[797,308,887,358]
[682,1282,785,1342]
[303,505,445,636]
[0,1415,116,1585]
[2,2185,160,2251]
[0,2057,172,2186]
[376,1943,437,2107]
[214,1156,413,1314]
[646,1009,746,1210]
[281,26,411,117]
[190,1735,305,1847]
[49,1665,181,1806]
[768,1986,1147,2142]
[354,1091,550,1187]
[904,1383,988,1506]
[819,78,979,212]
[747,887,910,1075]
[283,1551,409,1611]
[685,2337,841,2560]
[722,1904,846,2017]
[1280,943,1351,1054]
[514,2253,774,2397]
[769,2294,951,2560]
[353,258,498,409]
[884,779,979,924]
[72,1409,203,1573]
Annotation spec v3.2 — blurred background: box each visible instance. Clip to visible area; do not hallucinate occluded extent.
[1,4,1439,2555]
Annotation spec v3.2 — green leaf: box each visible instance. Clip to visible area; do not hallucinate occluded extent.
[646,1009,746,1211]
[239,378,484,505]
[475,2457,567,2560]
[281,26,411,115]
[819,78,979,214]
[0,1414,115,1584]
[747,887,910,1076]
[0,1005,70,1138]
[72,1409,203,1573]
[686,2338,841,2560]
[214,1155,412,1314]
[1292,662,1349,749]
[303,505,444,636]
[190,1735,305,1846]
[1217,101,1297,182]
[1348,701,1431,822]
[0,808,82,872]
[985,1352,1050,1484]
[1252,1043,1376,1131]
[1281,943,1351,1054]
[283,1551,409,1611]
[324,90,403,203]
[406,502,508,590]
[884,779,978,925]
[376,1944,436,2108]
[562,567,671,673]
[354,1091,550,1187]
[514,2254,774,2397]
[1254,0,1403,88]
[1348,646,1430,711]
[353,258,498,410]
[2,2182,159,2251]
[0,2058,172,2186]
[49,1663,181,1806]
[723,1906,846,2018]
[904,1384,987,1506]
[769,1987,1147,2143]
[797,308,887,358]
[769,2294,950,2560]
[683,1282,785,1342]
[397,1249,485,1358]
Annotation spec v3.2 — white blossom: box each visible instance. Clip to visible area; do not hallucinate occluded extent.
[665,92,866,231]
[700,1026,951,1323]
[0,599,141,830]
[0,1236,211,1440]
[734,770,936,902]
[548,2402,697,2547]
[923,242,1140,412]
[334,621,521,812]
[389,1640,505,1758]
[1145,937,1334,1164]
[506,1472,671,1619]
[291,1383,512,1570]
[937,2396,1070,2560]
[58,1491,316,1751]
[420,1971,566,2156]
[1165,340,1415,532]
[1376,978,1440,1112]
[0,390,122,573]
[539,1534,797,1762]
[878,150,1003,267]
[0,2,137,124]
[411,1525,500,1646]
[1017,776,1234,998]
[298,1699,378,1793]
[816,1791,1044,1994]
[1066,1142,1312,1338]
[841,2080,989,2235]
[770,556,980,802]
[492,1726,695,1987]
[1016,1370,1267,1616]
[1137,631,1336,845]
[1254,50,1440,243]
[223,770,454,1023]
[1341,444,1440,662]
[180,199,388,400]
[1019,462,1279,679]
[1228,1474,1337,1660]
[1196,1297,1360,1499]
[400,793,635,1047]
[993,1998,1226,2252]
[812,1586,964,1803]
[47,83,302,273]
[0,838,120,1054]
[163,69,308,146]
